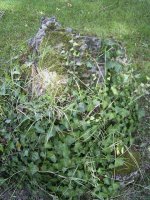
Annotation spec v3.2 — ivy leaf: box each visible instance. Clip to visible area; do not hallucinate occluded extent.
[47,151,57,163]
[35,122,45,134]
[108,164,114,169]
[73,42,79,47]
[28,162,39,175]
[104,177,110,185]
[86,61,93,68]
[62,144,70,158]
[46,127,56,142]
[78,102,86,113]
[0,144,4,152]
[107,112,115,120]
[65,135,75,146]
[0,83,6,95]
[121,108,129,118]
[0,178,5,186]
[93,99,100,106]
[115,157,124,167]
[138,109,145,119]
[106,61,122,72]
[11,68,20,75]
[5,119,11,124]
[24,149,29,157]
[74,142,82,153]
[32,152,40,161]
[111,86,118,95]
[112,182,120,190]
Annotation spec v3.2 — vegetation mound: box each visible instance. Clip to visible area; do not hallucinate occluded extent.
[0,17,145,199]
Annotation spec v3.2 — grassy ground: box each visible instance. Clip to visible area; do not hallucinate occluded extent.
[0,0,150,78]
[0,0,150,199]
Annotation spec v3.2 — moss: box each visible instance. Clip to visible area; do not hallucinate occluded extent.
[38,48,66,74]
[115,150,141,175]
[44,30,71,48]
[38,30,72,75]
[40,30,71,53]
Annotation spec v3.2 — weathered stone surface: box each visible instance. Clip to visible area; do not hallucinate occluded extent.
[28,16,61,52]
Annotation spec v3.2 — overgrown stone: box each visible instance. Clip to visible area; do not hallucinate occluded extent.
[27,16,107,96]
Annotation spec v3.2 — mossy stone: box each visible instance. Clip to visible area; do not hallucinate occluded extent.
[115,150,141,175]
[38,31,72,75]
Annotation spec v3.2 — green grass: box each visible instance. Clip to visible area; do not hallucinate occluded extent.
[0,0,150,77]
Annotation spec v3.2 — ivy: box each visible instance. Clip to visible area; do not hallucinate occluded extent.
[0,37,146,199]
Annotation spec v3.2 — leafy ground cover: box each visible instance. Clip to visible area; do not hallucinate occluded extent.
[0,0,150,199]
[0,21,146,199]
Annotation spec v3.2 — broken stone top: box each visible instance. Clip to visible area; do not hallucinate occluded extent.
[28,16,101,54]
[28,16,61,52]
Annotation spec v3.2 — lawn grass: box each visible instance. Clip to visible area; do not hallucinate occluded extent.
[0,0,150,77]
